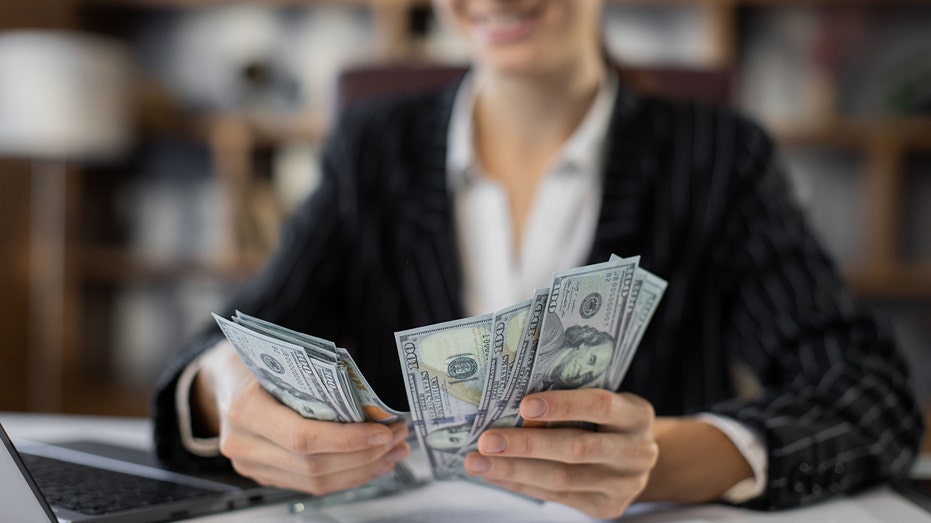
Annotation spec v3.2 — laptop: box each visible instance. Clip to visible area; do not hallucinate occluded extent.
[0,420,304,522]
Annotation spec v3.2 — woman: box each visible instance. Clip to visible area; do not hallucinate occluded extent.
[153,0,923,518]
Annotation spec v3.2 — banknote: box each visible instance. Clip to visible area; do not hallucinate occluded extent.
[214,254,666,494]
[483,288,550,432]
[214,313,418,500]
[213,314,349,422]
[452,292,546,462]
[229,312,363,422]
[605,270,667,391]
[469,299,531,438]
[234,311,407,424]
[524,257,639,396]
[337,347,410,425]
[234,311,339,363]
[395,314,492,479]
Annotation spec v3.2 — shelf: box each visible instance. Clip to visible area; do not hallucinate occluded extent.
[926,408,931,453]
[7,0,923,419]
[62,374,151,417]
[83,0,380,7]
[772,118,931,151]
[81,0,931,7]
[81,247,259,283]
[736,0,931,5]
[139,90,327,146]
[847,264,931,300]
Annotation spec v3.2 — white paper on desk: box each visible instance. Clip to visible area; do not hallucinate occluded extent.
[311,488,905,523]
[317,484,589,523]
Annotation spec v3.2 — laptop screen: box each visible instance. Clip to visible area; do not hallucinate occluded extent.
[0,422,57,522]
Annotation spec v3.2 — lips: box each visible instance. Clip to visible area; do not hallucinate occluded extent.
[468,4,544,45]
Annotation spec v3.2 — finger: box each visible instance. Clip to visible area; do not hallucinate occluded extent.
[520,390,654,432]
[464,452,643,495]
[225,427,410,479]
[483,478,632,520]
[224,383,396,454]
[247,453,404,495]
[476,427,659,467]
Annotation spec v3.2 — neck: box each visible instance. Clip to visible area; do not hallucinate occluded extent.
[469,55,607,248]
[472,56,606,154]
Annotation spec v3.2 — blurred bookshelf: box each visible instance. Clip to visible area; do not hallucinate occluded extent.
[0,0,927,435]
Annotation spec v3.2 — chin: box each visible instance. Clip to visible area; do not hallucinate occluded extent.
[472,41,568,78]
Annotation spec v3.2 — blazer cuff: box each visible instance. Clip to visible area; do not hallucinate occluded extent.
[175,352,221,457]
[694,413,768,503]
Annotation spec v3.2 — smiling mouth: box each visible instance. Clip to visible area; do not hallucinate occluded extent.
[468,4,544,44]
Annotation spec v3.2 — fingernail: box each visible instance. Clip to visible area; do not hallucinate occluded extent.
[465,455,491,474]
[368,431,392,446]
[384,446,408,463]
[390,428,407,445]
[480,433,507,454]
[522,397,547,418]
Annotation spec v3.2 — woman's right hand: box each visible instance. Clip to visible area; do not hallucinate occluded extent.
[191,340,410,495]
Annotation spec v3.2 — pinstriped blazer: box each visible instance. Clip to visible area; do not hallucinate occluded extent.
[152,76,923,510]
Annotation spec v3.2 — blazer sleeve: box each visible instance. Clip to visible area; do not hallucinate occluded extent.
[151,108,362,471]
[704,118,924,509]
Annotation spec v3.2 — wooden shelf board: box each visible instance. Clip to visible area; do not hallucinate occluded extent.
[96,0,929,6]
[925,407,931,453]
[83,0,375,8]
[140,107,326,147]
[736,0,931,5]
[772,118,931,151]
[846,265,931,300]
[62,379,151,417]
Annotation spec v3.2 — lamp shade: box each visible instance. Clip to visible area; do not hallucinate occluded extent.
[0,31,133,161]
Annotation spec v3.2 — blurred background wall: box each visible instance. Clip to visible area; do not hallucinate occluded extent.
[0,0,928,449]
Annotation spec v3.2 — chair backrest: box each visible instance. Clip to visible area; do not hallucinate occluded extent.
[336,64,468,109]
[336,63,732,109]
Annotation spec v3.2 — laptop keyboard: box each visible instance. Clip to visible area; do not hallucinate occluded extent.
[21,453,221,515]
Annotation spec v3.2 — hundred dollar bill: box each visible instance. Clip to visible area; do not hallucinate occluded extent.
[524,257,638,397]
[485,288,551,430]
[217,313,417,501]
[336,347,410,425]
[213,314,349,422]
[601,260,641,389]
[230,313,365,422]
[452,293,545,464]
[495,301,531,389]
[467,299,531,440]
[395,314,492,479]
[605,269,667,391]
[488,288,551,430]
[234,311,339,363]
[234,312,401,423]
[231,312,363,419]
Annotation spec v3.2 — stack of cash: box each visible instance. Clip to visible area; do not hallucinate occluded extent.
[395,255,666,480]
[212,311,417,498]
[213,253,666,492]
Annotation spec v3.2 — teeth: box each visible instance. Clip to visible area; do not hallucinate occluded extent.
[479,12,526,30]
[487,14,521,28]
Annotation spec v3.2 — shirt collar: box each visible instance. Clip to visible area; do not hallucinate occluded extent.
[446,69,619,191]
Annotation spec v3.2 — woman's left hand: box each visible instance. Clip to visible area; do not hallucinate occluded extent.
[463,389,658,519]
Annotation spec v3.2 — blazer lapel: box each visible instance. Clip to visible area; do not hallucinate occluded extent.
[588,78,653,265]
[394,85,464,327]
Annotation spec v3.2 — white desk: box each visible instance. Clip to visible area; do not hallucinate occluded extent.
[2,413,929,523]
